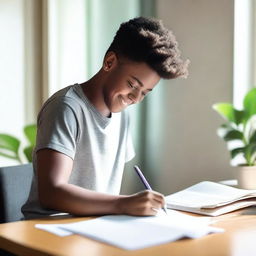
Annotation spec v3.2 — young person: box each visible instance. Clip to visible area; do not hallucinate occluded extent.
[22,17,189,219]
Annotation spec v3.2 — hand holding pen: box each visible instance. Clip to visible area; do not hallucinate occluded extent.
[134,165,168,215]
[115,165,168,216]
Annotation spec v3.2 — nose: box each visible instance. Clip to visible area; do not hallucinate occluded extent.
[128,92,140,104]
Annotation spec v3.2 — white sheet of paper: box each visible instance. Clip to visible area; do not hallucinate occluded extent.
[35,210,224,250]
[35,224,73,236]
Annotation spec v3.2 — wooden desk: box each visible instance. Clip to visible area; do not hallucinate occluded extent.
[1,209,256,256]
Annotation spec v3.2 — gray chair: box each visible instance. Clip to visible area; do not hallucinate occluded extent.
[0,164,33,223]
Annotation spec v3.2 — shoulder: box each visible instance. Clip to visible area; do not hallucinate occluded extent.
[39,84,86,116]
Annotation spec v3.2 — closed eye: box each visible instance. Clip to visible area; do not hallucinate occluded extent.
[128,80,139,90]
[127,80,134,89]
[128,80,149,97]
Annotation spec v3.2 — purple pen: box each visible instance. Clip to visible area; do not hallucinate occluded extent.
[134,165,152,190]
[134,165,168,215]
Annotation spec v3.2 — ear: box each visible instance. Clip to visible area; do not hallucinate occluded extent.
[103,51,118,71]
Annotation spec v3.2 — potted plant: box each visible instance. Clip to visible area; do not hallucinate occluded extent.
[0,124,36,164]
[213,88,256,189]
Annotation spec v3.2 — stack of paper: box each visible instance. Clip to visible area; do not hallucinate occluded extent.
[35,210,223,250]
[166,181,256,216]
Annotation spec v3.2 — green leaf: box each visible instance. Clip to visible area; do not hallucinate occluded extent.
[230,147,245,159]
[0,151,19,160]
[216,124,230,139]
[223,130,243,141]
[212,103,244,125]
[243,88,256,121]
[0,134,20,153]
[213,103,234,122]
[24,124,37,146]
[245,143,256,165]
[234,109,245,125]
[249,130,256,144]
[24,146,33,162]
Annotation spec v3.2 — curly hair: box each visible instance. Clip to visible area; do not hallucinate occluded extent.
[107,17,189,79]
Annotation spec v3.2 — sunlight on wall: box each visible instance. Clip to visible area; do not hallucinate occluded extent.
[86,0,140,76]
[233,0,255,109]
[0,0,26,166]
[44,0,140,99]
[45,0,87,99]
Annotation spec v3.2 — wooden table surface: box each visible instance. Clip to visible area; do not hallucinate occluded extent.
[1,208,256,256]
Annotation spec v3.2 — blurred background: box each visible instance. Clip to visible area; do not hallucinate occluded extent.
[0,0,255,195]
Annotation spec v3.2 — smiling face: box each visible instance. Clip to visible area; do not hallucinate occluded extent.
[102,52,161,114]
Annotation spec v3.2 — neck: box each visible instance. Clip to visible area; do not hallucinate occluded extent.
[81,71,111,117]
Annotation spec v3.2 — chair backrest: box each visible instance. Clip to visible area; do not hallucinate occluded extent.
[0,164,33,223]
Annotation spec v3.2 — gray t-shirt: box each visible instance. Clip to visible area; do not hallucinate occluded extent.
[22,83,135,219]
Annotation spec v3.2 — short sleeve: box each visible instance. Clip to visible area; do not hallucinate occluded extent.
[36,97,79,159]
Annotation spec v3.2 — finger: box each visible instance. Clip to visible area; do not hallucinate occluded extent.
[148,190,166,202]
[137,198,161,216]
[151,207,160,215]
[152,197,166,208]
[151,201,163,211]
[140,190,165,201]
[136,190,165,208]
[147,192,166,207]
[140,206,159,216]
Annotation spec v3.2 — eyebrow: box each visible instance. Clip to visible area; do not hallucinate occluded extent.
[130,75,153,91]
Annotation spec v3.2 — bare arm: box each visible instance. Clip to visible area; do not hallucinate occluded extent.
[37,149,165,216]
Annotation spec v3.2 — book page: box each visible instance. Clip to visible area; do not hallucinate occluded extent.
[166,181,256,208]
[200,199,256,216]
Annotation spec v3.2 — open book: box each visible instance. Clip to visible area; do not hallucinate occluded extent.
[165,181,256,216]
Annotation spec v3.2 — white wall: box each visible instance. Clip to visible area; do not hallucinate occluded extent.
[145,0,235,194]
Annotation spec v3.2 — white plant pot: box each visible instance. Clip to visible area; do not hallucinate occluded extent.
[235,166,256,189]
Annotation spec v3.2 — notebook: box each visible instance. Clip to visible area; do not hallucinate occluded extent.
[165,181,256,216]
